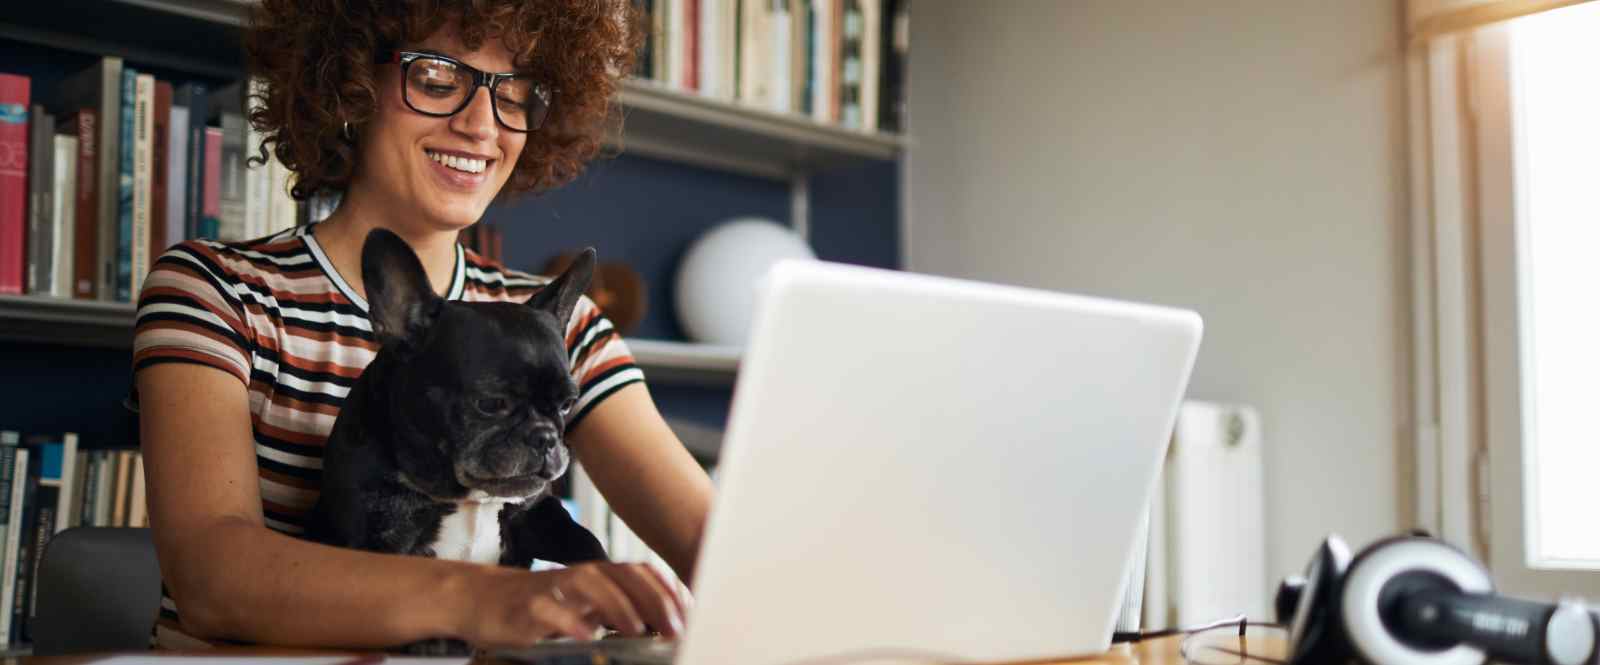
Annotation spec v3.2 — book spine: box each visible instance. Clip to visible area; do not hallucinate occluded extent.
[181,83,208,242]
[26,107,54,295]
[97,58,125,302]
[111,450,132,527]
[116,68,136,302]
[201,127,222,239]
[10,450,38,646]
[131,73,153,301]
[0,447,25,646]
[23,489,53,643]
[128,454,147,528]
[0,74,29,296]
[93,452,114,528]
[166,105,187,248]
[151,81,172,261]
[73,110,98,299]
[217,112,245,241]
[54,434,78,534]
[51,135,78,298]
[0,447,16,643]
[78,451,98,528]
[686,0,700,91]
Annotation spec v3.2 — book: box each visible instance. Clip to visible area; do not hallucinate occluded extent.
[685,0,700,91]
[173,83,208,241]
[838,0,862,129]
[201,127,222,239]
[54,57,124,301]
[152,80,172,261]
[92,451,115,528]
[791,0,811,115]
[809,0,834,121]
[66,449,89,530]
[52,433,78,534]
[653,0,671,82]
[111,450,133,527]
[858,0,881,131]
[51,134,78,298]
[878,0,907,133]
[128,454,147,528]
[770,0,792,113]
[0,74,28,296]
[0,442,26,646]
[10,441,41,644]
[166,103,188,251]
[0,442,14,644]
[25,106,54,296]
[130,73,154,299]
[116,67,136,302]
[76,451,99,528]
[69,109,99,299]
[211,81,246,241]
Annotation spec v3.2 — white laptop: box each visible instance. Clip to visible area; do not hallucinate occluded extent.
[500,259,1203,665]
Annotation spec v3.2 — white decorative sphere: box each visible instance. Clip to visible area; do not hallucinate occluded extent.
[675,218,817,345]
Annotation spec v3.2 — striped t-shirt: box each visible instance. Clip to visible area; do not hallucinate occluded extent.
[131,223,645,648]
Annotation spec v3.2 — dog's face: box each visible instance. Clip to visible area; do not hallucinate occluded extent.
[360,229,593,502]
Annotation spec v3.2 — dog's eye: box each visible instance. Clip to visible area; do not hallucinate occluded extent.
[475,397,511,416]
[559,397,576,415]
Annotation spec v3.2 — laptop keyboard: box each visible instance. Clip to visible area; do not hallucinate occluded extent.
[493,636,679,665]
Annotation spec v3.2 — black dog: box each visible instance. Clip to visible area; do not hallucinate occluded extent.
[306,229,608,613]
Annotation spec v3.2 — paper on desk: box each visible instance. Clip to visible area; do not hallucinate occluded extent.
[89,657,472,665]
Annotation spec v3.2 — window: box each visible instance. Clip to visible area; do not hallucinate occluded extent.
[1474,1,1600,596]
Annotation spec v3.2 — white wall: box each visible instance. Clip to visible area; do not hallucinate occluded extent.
[907,0,1413,590]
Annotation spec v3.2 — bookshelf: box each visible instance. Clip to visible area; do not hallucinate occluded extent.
[1,0,908,182]
[0,294,743,385]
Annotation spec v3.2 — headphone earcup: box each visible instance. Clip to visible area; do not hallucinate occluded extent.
[1284,535,1353,664]
[1337,536,1494,665]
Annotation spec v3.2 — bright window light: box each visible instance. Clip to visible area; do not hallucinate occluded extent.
[1510,2,1600,567]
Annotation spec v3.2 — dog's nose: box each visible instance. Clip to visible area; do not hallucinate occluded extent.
[533,425,559,451]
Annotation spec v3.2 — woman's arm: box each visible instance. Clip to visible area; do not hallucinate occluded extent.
[139,363,685,648]
[567,382,715,584]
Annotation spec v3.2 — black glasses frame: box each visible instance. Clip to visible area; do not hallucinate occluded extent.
[377,50,552,132]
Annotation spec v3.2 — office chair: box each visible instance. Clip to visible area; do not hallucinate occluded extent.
[33,527,161,655]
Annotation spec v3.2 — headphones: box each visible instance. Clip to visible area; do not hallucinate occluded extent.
[1275,534,1598,665]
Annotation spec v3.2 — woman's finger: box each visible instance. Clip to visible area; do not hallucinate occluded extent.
[603,563,686,637]
[526,593,600,643]
[564,565,648,636]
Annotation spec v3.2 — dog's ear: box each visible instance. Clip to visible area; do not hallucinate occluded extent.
[527,247,595,332]
[362,228,441,348]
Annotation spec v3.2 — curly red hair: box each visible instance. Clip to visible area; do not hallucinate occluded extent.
[245,0,643,200]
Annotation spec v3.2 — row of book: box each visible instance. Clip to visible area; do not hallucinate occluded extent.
[637,0,910,133]
[0,431,148,648]
[0,60,302,302]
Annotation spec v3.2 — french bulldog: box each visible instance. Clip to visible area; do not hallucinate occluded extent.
[305,229,609,649]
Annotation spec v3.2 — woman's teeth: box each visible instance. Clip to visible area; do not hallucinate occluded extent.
[427,150,488,174]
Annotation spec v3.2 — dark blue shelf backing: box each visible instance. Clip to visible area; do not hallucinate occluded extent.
[485,152,900,341]
[0,343,135,446]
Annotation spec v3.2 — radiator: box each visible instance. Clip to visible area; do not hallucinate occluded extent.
[1141,401,1268,629]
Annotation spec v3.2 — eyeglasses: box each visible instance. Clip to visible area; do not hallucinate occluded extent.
[1179,620,1287,665]
[1118,615,1289,665]
[377,50,552,132]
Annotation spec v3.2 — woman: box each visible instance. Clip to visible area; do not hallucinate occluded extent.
[132,0,713,651]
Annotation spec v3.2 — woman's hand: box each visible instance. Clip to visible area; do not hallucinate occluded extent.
[455,561,688,649]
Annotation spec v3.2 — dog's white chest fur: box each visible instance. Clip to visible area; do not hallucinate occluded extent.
[431,498,512,565]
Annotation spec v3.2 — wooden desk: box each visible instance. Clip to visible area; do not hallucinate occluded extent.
[3,635,1289,664]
